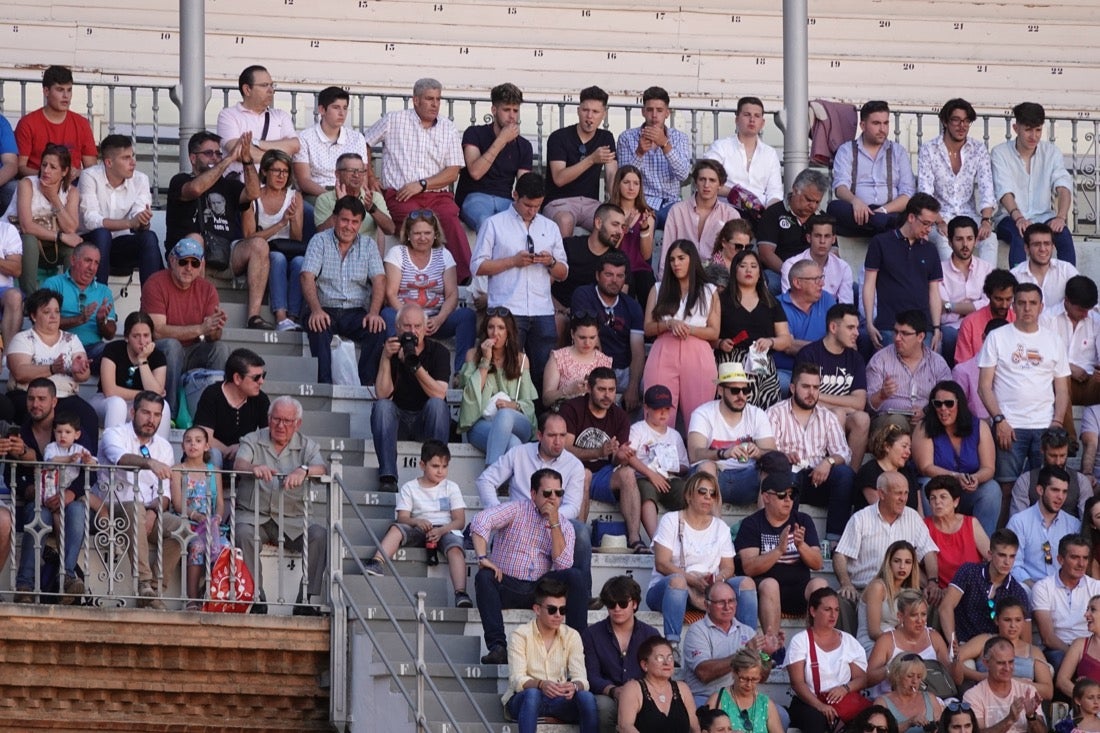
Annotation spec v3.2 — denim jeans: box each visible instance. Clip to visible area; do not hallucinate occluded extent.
[467,409,532,466]
[998,216,1075,267]
[268,252,304,315]
[156,338,231,417]
[513,314,557,399]
[645,574,758,641]
[826,199,904,237]
[83,227,164,285]
[940,324,959,367]
[16,499,88,588]
[460,192,514,232]
[506,687,599,733]
[382,305,477,374]
[994,426,1045,483]
[370,398,451,480]
[305,307,387,385]
[795,464,856,540]
[715,466,761,506]
[474,567,587,650]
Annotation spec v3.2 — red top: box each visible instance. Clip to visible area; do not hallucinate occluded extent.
[925,514,981,588]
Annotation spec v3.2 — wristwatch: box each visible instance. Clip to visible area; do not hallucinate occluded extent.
[418,178,428,192]
[298,464,309,473]
[943,301,952,313]
[826,456,836,466]
[992,414,1006,425]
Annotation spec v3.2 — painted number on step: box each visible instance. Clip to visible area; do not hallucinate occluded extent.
[402,456,418,467]
[465,666,482,678]
[299,384,314,395]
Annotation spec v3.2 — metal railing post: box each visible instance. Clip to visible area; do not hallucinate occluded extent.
[416,591,427,733]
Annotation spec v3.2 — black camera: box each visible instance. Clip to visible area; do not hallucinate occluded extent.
[399,332,420,368]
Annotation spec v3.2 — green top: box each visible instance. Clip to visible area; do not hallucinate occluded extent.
[456,356,537,434]
[717,688,769,733]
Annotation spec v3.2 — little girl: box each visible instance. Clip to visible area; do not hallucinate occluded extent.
[1072,678,1100,733]
[170,427,228,610]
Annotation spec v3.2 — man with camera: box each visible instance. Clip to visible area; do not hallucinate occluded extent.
[370,303,451,491]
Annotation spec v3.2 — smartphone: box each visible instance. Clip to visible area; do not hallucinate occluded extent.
[6,426,19,438]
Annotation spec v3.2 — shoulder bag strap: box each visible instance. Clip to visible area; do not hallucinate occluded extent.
[261,110,271,141]
[850,140,858,194]
[807,628,822,695]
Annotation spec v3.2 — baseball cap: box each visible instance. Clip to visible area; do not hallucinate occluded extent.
[760,470,796,494]
[171,237,204,260]
[644,385,673,409]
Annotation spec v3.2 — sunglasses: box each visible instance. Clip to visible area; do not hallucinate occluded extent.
[578,143,587,156]
[863,726,888,733]
[740,709,754,732]
[540,489,566,498]
[946,701,972,713]
[767,490,797,501]
[408,209,435,222]
[1043,540,1052,565]
[724,386,752,395]
[695,486,718,497]
[486,307,512,318]
[987,596,997,620]
[247,371,267,382]
[139,445,151,459]
[541,604,567,616]
[724,240,751,252]
[931,399,956,409]
[605,600,633,610]
[650,653,675,664]
[177,257,202,269]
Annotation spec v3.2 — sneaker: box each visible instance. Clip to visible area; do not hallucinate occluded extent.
[276,318,302,332]
[454,591,473,609]
[14,587,33,604]
[364,558,384,577]
[481,645,508,665]
[61,576,85,605]
[137,583,167,610]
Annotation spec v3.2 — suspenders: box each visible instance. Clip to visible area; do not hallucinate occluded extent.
[850,139,894,203]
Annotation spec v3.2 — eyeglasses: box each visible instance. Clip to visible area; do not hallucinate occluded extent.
[525,233,535,254]
[578,143,587,156]
[796,275,826,283]
[177,257,202,269]
[947,116,972,126]
[486,307,512,318]
[916,217,938,229]
[739,709,754,732]
[541,604,567,616]
[946,701,973,713]
[650,653,675,664]
[931,399,956,409]
[540,489,566,498]
[266,167,290,176]
[408,209,435,222]
[270,417,297,426]
[1043,541,1053,565]
[606,600,633,610]
[767,490,797,501]
[695,486,718,497]
[706,597,735,606]
[336,168,366,175]
[195,149,224,159]
[247,371,267,382]
[250,82,276,90]
[894,329,919,338]
[724,386,752,395]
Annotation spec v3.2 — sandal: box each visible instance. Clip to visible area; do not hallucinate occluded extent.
[247,315,276,330]
[630,540,652,555]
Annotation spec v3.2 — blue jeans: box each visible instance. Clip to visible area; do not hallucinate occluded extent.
[467,409,532,466]
[370,398,451,480]
[826,199,904,237]
[16,499,88,588]
[475,567,588,650]
[513,315,557,400]
[998,216,1075,267]
[715,466,761,505]
[654,201,676,230]
[763,269,782,297]
[460,192,513,232]
[156,338,230,418]
[995,426,1045,483]
[795,464,856,541]
[83,227,163,285]
[941,324,959,367]
[268,252,304,316]
[305,307,387,385]
[645,574,758,641]
[382,305,476,374]
[507,687,598,733]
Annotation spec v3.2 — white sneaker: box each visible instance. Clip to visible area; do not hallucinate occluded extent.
[276,318,302,332]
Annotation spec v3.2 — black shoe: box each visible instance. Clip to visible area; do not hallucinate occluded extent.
[293,604,323,616]
[250,602,268,614]
[379,476,399,492]
[481,645,507,665]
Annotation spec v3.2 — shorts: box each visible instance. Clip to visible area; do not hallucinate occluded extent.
[395,523,464,555]
[541,197,600,231]
[777,578,810,615]
[636,475,686,511]
[590,464,617,503]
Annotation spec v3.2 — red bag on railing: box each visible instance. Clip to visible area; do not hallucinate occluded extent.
[203,546,255,613]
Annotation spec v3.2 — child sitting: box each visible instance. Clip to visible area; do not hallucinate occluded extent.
[170,426,228,610]
[629,385,690,545]
[364,439,472,608]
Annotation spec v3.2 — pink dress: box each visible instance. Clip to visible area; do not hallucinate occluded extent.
[550,347,612,398]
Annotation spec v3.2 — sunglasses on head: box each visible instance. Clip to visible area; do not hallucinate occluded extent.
[177,257,202,269]
[408,209,435,222]
[540,489,566,499]
[486,307,512,318]
[946,701,972,713]
[541,603,567,616]
[1043,540,1053,564]
[931,399,956,409]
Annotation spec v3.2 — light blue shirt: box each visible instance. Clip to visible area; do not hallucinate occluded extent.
[831,137,915,205]
[1005,502,1077,585]
[990,139,1074,224]
[470,206,566,317]
[41,271,116,347]
[615,125,692,209]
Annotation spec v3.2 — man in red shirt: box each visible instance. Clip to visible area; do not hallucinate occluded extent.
[15,66,97,177]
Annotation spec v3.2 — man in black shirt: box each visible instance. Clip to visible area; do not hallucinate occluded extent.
[755,168,828,295]
[551,203,625,310]
[193,348,271,467]
[370,303,451,491]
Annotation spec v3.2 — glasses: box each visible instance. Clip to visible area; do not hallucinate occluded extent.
[863,726,888,733]
[408,209,435,222]
[946,701,973,713]
[706,597,735,606]
[250,82,276,89]
[724,386,752,395]
[247,371,267,382]
[947,116,972,126]
[541,604,567,616]
[540,489,566,498]
[894,329,919,338]
[931,399,956,409]
[650,653,675,664]
[486,307,512,318]
[266,167,290,176]
[606,600,633,610]
[1043,541,1052,564]
[525,233,535,254]
[578,143,587,156]
[916,217,938,228]
[987,596,997,620]
[1045,427,1069,440]
[336,167,366,175]
[739,709,754,732]
[195,149,224,159]
[696,486,718,497]
[767,490,797,501]
[723,240,751,252]
[270,417,297,426]
[796,275,826,283]
[177,257,202,269]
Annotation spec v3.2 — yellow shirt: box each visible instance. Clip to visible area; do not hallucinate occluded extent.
[504,619,588,704]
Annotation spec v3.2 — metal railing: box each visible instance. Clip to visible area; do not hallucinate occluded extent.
[1,458,328,612]
[326,462,494,732]
[2,75,1098,232]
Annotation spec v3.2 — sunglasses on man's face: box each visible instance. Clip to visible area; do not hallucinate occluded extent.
[605,599,633,610]
[540,489,565,499]
[724,385,752,395]
[541,603,567,616]
[246,371,267,382]
[177,257,202,269]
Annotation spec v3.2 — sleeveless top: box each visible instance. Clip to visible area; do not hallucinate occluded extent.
[253,187,294,240]
[635,678,690,733]
[717,687,769,733]
[1077,637,1100,682]
[881,693,936,733]
[868,628,938,698]
[925,514,981,589]
[931,418,982,474]
[619,218,652,273]
[857,591,899,653]
[550,346,612,399]
[7,176,71,230]
[659,282,716,329]
[390,245,451,317]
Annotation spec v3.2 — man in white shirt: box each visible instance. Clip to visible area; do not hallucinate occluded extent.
[470,172,567,396]
[780,213,854,305]
[702,96,783,215]
[980,282,1071,522]
[939,216,993,366]
[78,134,162,286]
[216,65,299,176]
[1031,533,1100,669]
[992,102,1075,267]
[1009,223,1078,306]
[1041,275,1100,440]
[293,86,368,202]
[96,391,184,609]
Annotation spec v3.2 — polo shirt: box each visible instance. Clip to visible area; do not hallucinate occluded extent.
[41,271,117,348]
[865,228,943,330]
[756,200,809,262]
[681,614,757,701]
[775,291,835,370]
[1031,572,1100,646]
[948,561,1031,643]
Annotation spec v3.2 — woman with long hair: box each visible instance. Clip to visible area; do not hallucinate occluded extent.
[92,311,170,437]
[10,143,82,291]
[1057,595,1100,699]
[643,239,720,430]
[608,165,656,305]
[857,542,922,653]
[1082,496,1100,580]
[456,307,536,465]
[715,249,791,408]
[953,597,1053,700]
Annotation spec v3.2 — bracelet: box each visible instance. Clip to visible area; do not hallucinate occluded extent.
[548,522,560,529]
[478,359,490,370]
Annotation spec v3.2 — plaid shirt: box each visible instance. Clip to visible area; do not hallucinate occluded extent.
[470,498,574,581]
[766,398,851,467]
[615,125,692,210]
[301,229,384,309]
[364,108,463,190]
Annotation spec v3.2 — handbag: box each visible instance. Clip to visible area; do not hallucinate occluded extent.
[807,628,872,725]
[203,234,232,271]
[921,659,958,699]
[268,238,307,259]
[204,546,255,613]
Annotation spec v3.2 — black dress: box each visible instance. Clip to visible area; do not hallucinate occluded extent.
[634,678,691,733]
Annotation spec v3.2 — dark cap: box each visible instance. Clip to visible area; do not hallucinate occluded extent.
[760,470,796,494]
[644,385,674,409]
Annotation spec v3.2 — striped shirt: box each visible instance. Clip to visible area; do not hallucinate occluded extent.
[294,123,368,189]
[301,229,384,309]
[383,244,456,317]
[470,498,575,581]
[835,504,939,588]
[865,344,951,415]
[766,399,851,468]
[615,125,693,210]
[363,108,463,190]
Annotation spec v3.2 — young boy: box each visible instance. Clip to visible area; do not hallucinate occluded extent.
[629,385,690,543]
[364,440,472,608]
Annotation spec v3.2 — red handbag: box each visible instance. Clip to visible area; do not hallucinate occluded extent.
[807,629,871,724]
[204,547,255,613]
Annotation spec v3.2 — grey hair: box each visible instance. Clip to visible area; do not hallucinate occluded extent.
[788,258,822,287]
[886,653,926,689]
[397,302,426,324]
[269,395,303,420]
[72,241,100,260]
[413,78,442,97]
[792,168,829,196]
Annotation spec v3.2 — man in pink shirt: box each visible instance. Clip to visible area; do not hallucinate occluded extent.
[939,215,993,366]
[216,65,299,177]
[662,159,739,261]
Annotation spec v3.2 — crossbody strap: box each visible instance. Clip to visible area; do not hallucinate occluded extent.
[807,628,822,694]
[261,110,271,141]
